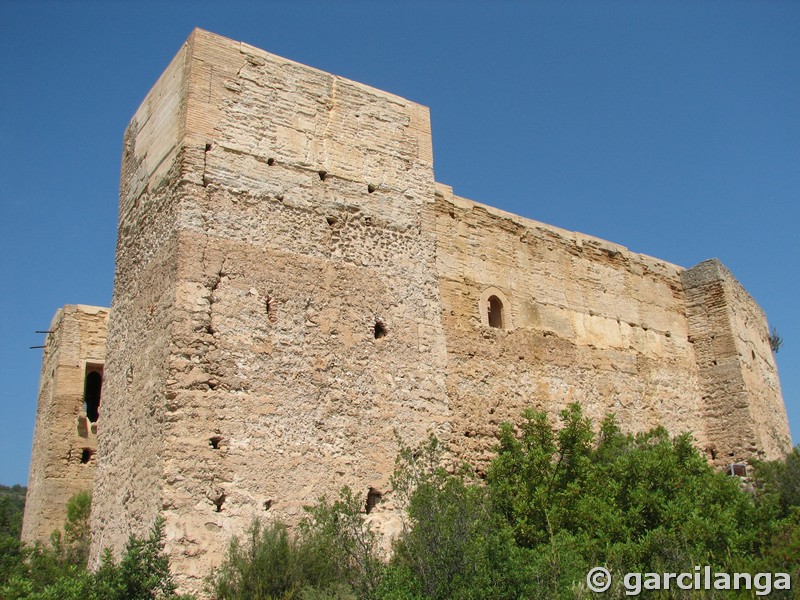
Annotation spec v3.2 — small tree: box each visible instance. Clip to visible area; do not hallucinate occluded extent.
[209,520,293,599]
[93,517,190,600]
[62,491,91,566]
[386,435,533,600]
[210,488,382,600]
[769,325,783,353]
[300,488,384,599]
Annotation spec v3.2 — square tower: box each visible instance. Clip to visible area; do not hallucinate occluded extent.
[90,29,450,591]
[22,305,108,544]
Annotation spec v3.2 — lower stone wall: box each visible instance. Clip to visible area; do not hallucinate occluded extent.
[434,187,791,468]
[153,193,451,590]
[88,173,181,566]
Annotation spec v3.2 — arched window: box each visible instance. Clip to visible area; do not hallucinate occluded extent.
[487,295,504,329]
[84,369,102,423]
[479,288,512,330]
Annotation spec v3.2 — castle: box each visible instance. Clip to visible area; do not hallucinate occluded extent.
[22,29,791,594]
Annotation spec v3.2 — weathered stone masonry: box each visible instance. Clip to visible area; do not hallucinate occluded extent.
[24,29,790,595]
[22,305,108,545]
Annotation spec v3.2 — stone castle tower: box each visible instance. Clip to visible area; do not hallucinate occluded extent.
[22,305,108,544]
[23,29,790,594]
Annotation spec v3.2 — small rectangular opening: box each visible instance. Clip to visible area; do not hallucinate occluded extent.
[727,463,747,477]
[83,363,104,423]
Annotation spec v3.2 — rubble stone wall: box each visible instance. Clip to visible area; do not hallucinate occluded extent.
[90,29,450,591]
[682,260,790,463]
[434,185,711,472]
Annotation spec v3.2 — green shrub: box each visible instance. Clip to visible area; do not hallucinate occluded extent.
[209,406,800,599]
[0,500,192,600]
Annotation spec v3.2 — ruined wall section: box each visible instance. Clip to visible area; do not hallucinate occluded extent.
[434,185,708,471]
[94,30,450,591]
[89,39,189,563]
[23,305,108,544]
[682,260,790,463]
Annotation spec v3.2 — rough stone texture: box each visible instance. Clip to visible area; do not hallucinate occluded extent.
[434,187,790,473]
[89,29,449,592]
[20,29,787,596]
[435,185,709,473]
[22,305,108,544]
[682,260,790,462]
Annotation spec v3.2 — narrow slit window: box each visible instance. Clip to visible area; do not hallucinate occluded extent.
[84,367,103,423]
[487,295,504,329]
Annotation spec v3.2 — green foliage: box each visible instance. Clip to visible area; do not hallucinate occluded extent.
[0,486,26,590]
[489,404,596,550]
[203,405,800,599]
[90,517,192,600]
[769,325,783,353]
[754,446,800,515]
[746,449,800,587]
[14,567,95,600]
[209,519,303,599]
[488,405,766,574]
[0,484,27,514]
[208,518,355,600]
[64,492,91,548]
[0,495,192,600]
[210,488,382,600]
[299,488,384,598]
[387,435,531,599]
[56,490,92,567]
[2,490,94,596]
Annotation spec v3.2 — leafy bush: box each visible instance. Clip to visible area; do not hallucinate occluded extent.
[299,488,384,598]
[386,435,533,599]
[0,488,26,589]
[209,489,382,600]
[1,490,93,595]
[0,493,192,600]
[204,404,800,599]
[91,517,192,600]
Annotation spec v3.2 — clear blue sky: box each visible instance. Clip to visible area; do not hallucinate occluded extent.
[1,1,797,486]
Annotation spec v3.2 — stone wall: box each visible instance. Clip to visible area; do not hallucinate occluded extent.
[434,185,710,472]
[683,260,790,463]
[87,36,189,561]
[90,29,450,591]
[50,28,791,597]
[22,304,108,544]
